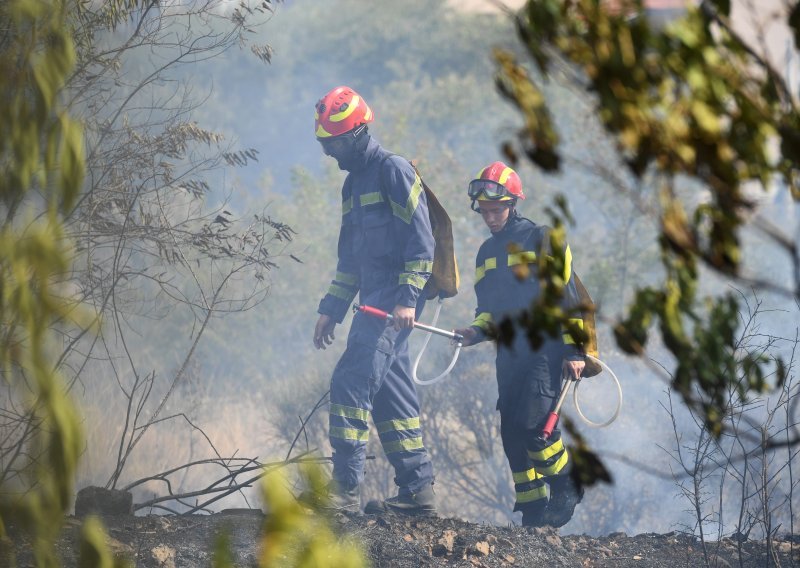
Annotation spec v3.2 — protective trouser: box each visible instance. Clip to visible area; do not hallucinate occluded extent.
[496,338,572,516]
[328,288,434,495]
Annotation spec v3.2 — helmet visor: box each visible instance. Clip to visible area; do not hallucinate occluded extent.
[468,179,513,200]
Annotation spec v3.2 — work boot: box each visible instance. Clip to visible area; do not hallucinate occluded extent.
[298,481,360,513]
[364,484,437,517]
[519,502,548,527]
[540,476,584,528]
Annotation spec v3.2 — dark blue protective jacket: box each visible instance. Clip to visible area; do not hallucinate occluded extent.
[319,137,434,321]
[469,214,584,361]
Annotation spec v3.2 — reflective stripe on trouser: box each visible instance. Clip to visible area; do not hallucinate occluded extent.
[504,430,571,512]
[329,288,433,494]
[496,342,571,513]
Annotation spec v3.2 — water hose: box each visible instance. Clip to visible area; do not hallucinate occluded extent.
[353,300,462,386]
[542,355,622,439]
[572,354,623,428]
[409,298,462,386]
[353,303,624,421]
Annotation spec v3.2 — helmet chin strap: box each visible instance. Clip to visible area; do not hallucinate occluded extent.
[353,127,369,152]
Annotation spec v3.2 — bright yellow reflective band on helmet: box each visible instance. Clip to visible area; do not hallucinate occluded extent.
[316,124,333,138]
[405,259,433,273]
[471,312,493,331]
[382,437,424,454]
[360,191,384,206]
[364,107,372,121]
[335,271,358,286]
[328,283,357,302]
[329,95,360,122]
[536,450,569,476]
[508,251,537,266]
[497,167,514,186]
[512,467,542,484]
[389,174,423,224]
[399,273,427,289]
[475,257,497,283]
[376,417,420,434]
[516,485,548,504]
[330,427,369,441]
[330,403,370,422]
[528,438,564,461]
[564,244,573,284]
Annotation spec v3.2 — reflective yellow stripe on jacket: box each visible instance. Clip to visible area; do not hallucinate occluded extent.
[471,312,493,332]
[475,257,497,283]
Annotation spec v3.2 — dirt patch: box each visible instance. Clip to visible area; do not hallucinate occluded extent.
[7,510,798,567]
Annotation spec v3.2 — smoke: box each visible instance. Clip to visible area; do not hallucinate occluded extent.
[65,0,799,540]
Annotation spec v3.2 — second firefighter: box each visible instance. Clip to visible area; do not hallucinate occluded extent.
[454,161,586,528]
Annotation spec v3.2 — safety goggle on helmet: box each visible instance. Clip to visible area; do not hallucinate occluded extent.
[468,162,525,202]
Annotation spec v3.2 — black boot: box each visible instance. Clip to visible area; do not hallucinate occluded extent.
[540,476,583,528]
[364,484,436,516]
[519,501,548,527]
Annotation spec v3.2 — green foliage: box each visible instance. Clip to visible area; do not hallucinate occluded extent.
[497,0,793,438]
[494,48,561,171]
[255,465,365,568]
[78,516,129,568]
[212,531,236,568]
[0,0,89,564]
[1,1,82,207]
[562,418,613,488]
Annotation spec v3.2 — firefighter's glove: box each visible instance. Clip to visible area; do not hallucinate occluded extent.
[391,305,415,330]
[453,327,478,347]
[313,314,336,350]
[562,359,585,381]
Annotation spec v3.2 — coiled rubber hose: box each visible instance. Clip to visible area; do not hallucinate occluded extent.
[410,305,624,429]
[572,354,623,427]
[411,298,462,386]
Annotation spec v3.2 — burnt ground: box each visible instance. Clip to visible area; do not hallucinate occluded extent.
[6,509,799,567]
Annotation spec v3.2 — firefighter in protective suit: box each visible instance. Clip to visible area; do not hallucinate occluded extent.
[454,162,585,528]
[312,86,436,515]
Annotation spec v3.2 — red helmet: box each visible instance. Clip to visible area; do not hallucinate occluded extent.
[314,86,374,139]
[468,161,524,202]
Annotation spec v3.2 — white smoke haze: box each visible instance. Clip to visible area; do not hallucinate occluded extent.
[38,0,797,540]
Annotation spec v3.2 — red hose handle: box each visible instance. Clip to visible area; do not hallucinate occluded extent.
[541,412,559,440]
[354,304,391,320]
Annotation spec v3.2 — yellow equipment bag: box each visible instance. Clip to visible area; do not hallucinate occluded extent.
[411,164,459,300]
